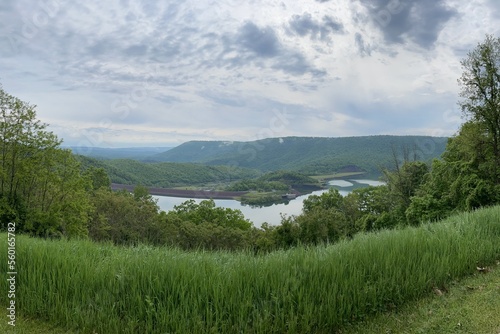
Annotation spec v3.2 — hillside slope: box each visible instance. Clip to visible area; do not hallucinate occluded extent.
[148,136,448,174]
[76,155,261,187]
[68,146,172,160]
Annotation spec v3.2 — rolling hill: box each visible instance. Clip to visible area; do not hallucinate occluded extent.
[147,136,449,175]
[67,146,172,160]
[75,155,261,188]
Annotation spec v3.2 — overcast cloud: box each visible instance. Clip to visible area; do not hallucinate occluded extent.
[0,0,498,147]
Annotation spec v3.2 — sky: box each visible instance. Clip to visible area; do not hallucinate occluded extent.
[0,0,499,148]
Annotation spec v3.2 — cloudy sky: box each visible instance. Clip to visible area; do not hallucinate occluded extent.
[0,0,499,147]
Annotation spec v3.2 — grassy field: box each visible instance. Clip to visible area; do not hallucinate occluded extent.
[2,260,499,334]
[1,206,499,333]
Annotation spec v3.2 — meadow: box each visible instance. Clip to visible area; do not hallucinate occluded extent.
[1,206,499,333]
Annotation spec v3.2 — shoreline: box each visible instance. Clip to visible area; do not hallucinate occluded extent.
[110,183,249,200]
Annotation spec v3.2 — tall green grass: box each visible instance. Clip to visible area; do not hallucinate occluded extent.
[1,206,500,333]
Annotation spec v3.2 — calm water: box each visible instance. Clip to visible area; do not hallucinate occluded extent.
[154,179,384,227]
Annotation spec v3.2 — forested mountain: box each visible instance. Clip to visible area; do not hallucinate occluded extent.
[68,146,172,160]
[76,155,261,187]
[148,136,448,174]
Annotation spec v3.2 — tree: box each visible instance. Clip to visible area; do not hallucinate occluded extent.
[88,187,162,245]
[345,186,398,231]
[406,36,500,223]
[83,166,111,191]
[169,199,252,231]
[0,85,91,237]
[458,34,500,184]
[383,161,429,225]
[302,188,344,214]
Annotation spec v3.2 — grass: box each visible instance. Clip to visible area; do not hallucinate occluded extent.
[3,260,499,334]
[0,314,77,334]
[0,206,499,333]
[340,260,500,334]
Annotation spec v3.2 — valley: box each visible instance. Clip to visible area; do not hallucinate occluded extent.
[75,135,447,207]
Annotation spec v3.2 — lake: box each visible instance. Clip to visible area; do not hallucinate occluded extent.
[154,179,385,227]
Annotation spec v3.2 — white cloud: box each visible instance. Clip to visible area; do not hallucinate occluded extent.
[0,0,499,147]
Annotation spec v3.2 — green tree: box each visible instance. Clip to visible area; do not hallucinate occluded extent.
[383,161,429,225]
[407,36,500,223]
[170,199,252,231]
[0,85,91,237]
[302,188,344,213]
[273,215,301,248]
[88,187,162,245]
[84,166,111,191]
[345,186,398,231]
[278,188,360,246]
[458,34,500,184]
[159,199,254,251]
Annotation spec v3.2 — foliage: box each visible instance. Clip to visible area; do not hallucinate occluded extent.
[81,156,262,188]
[226,179,288,192]
[258,170,319,185]
[239,191,284,206]
[1,206,499,333]
[157,199,255,251]
[273,189,360,246]
[0,86,91,237]
[169,199,252,231]
[382,160,429,224]
[407,35,500,223]
[88,187,162,245]
[458,34,500,183]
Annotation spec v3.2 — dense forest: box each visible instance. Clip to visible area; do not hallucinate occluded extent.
[0,35,499,252]
[76,155,261,188]
[145,135,448,175]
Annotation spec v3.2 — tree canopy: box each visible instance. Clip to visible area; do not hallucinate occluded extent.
[0,86,91,237]
[458,34,500,184]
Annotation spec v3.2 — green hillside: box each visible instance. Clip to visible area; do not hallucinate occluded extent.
[76,155,261,187]
[68,146,172,160]
[148,136,448,174]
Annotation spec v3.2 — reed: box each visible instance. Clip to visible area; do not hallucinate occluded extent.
[1,206,499,333]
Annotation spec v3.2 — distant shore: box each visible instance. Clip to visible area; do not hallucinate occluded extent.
[110,183,249,200]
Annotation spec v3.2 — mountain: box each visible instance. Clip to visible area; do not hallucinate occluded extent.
[67,146,172,160]
[147,136,449,175]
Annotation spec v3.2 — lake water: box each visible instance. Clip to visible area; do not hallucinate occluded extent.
[154,179,384,227]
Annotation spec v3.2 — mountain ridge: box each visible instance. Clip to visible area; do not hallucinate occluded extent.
[147,135,449,174]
